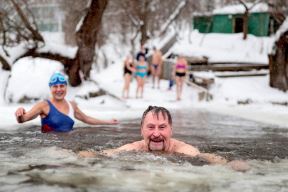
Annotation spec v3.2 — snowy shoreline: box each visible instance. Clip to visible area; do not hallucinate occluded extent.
[1,31,288,130]
[194,102,288,128]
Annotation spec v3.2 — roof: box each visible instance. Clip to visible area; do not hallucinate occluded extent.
[213,3,269,15]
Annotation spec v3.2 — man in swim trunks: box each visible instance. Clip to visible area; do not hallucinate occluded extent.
[15,72,118,133]
[79,106,249,171]
[151,47,163,89]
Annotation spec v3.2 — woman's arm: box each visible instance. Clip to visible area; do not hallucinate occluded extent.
[73,102,118,125]
[15,101,47,123]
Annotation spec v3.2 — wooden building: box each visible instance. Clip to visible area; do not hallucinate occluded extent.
[193,3,282,36]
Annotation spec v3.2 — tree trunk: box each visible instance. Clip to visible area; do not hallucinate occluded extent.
[0,55,11,71]
[243,10,248,40]
[68,0,108,86]
[139,0,149,45]
[269,31,288,91]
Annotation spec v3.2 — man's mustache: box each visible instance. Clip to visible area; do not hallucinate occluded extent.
[149,136,164,142]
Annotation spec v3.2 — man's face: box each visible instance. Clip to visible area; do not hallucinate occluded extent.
[50,84,67,101]
[141,111,172,151]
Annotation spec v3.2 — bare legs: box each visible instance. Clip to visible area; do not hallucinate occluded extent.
[122,73,132,99]
[176,76,184,100]
[151,66,161,89]
[136,76,145,98]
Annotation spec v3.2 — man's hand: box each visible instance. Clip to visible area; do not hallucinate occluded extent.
[109,119,119,125]
[227,160,250,172]
[15,107,26,123]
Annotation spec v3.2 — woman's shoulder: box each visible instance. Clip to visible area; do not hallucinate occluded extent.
[37,100,50,107]
[67,100,78,109]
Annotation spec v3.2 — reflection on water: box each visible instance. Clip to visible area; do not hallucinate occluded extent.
[0,109,288,191]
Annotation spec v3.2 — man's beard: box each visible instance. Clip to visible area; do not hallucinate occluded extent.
[148,136,165,151]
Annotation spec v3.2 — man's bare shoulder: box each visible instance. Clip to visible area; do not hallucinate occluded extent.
[102,140,145,156]
[120,140,144,150]
[172,139,200,157]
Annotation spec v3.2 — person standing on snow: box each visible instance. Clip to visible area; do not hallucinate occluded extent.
[151,46,163,89]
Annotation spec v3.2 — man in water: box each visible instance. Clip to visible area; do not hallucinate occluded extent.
[79,106,249,171]
[15,72,118,133]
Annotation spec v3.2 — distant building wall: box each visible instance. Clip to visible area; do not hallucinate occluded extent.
[193,16,213,33]
[193,12,272,36]
[248,12,270,36]
[211,14,233,33]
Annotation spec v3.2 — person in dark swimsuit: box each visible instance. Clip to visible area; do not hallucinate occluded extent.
[15,72,119,133]
[151,47,163,88]
[122,55,135,99]
[174,55,188,100]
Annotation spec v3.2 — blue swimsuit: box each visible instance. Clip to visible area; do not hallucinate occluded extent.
[41,100,75,133]
[135,65,147,78]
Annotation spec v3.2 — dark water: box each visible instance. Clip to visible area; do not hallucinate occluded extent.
[1,109,288,191]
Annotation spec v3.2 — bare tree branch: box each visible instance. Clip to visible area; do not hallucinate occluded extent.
[158,0,187,36]
[10,0,44,43]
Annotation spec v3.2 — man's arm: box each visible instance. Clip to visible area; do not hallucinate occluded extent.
[78,141,143,158]
[15,101,46,123]
[198,153,250,171]
[176,141,249,171]
[102,141,143,156]
[176,142,201,157]
[197,153,227,164]
[72,102,118,125]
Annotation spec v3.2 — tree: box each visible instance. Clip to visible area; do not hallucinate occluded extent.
[116,0,189,52]
[269,28,288,91]
[60,0,89,46]
[0,0,108,86]
[238,0,263,40]
[0,0,44,70]
[68,0,108,86]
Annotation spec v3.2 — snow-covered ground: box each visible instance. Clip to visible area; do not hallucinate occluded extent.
[170,30,273,64]
[0,30,288,131]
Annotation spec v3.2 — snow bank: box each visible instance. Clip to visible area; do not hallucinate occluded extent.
[5,57,64,103]
[0,43,28,64]
[39,32,77,58]
[171,30,273,64]
[210,75,288,104]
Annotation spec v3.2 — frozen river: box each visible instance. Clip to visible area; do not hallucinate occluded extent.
[0,109,288,191]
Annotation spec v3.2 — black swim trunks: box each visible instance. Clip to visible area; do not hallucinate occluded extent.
[175,72,186,77]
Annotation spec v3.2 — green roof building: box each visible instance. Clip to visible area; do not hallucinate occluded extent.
[193,3,281,36]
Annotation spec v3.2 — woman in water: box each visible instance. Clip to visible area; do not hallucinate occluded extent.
[174,55,188,100]
[135,55,148,98]
[15,72,118,133]
[122,55,135,99]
